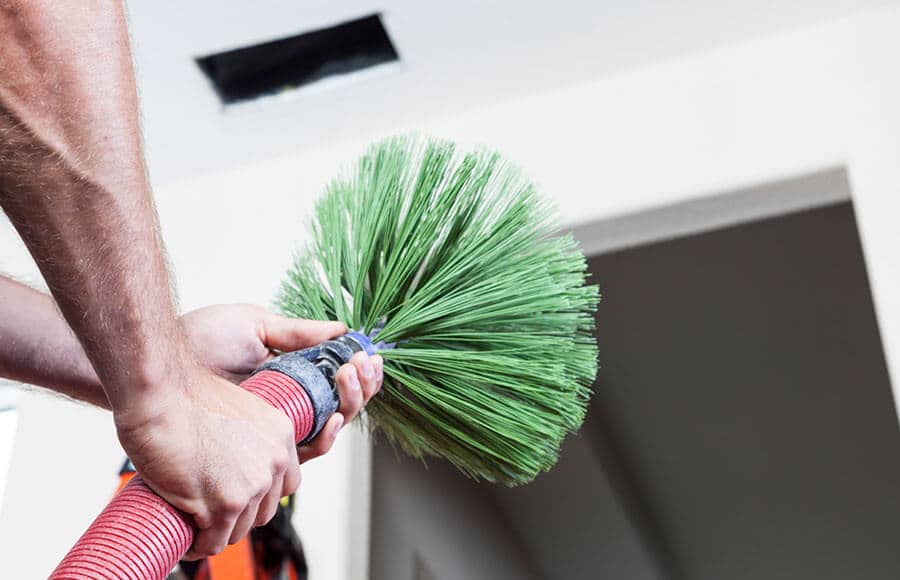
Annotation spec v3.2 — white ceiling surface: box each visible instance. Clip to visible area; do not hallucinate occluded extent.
[127,0,894,186]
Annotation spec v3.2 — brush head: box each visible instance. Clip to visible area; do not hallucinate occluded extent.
[277,135,599,485]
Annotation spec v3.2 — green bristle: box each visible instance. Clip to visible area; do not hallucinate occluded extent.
[277,135,599,486]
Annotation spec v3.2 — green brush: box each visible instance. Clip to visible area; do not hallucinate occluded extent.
[277,135,599,485]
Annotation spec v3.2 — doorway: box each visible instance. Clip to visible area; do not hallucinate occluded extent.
[369,168,900,580]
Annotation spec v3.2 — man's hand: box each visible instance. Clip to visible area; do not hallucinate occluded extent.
[115,369,300,560]
[181,304,384,463]
[118,306,383,559]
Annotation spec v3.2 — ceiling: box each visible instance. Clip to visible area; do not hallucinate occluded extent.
[126,0,893,185]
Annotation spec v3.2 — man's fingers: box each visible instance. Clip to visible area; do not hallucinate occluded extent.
[297,352,384,463]
[262,315,347,352]
[371,355,384,400]
[254,478,284,529]
[229,494,264,545]
[186,513,239,561]
[335,363,363,424]
[282,452,302,494]
[349,352,382,405]
[298,413,343,463]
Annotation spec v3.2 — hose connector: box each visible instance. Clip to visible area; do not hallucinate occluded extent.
[253,331,386,444]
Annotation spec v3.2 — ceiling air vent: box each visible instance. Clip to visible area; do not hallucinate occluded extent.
[196,13,399,105]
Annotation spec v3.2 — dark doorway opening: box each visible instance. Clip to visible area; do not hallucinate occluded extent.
[370,171,900,580]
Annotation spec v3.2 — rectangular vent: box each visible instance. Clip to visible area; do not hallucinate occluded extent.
[196,13,399,105]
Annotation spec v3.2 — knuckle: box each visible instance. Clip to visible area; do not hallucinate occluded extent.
[244,471,272,496]
[272,449,290,473]
[192,512,213,530]
[284,473,301,495]
[223,501,243,516]
[194,532,225,558]
[335,365,352,383]
[218,491,245,516]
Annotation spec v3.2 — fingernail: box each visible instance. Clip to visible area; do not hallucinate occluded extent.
[335,414,345,431]
[373,355,384,377]
[349,367,361,390]
[361,356,374,379]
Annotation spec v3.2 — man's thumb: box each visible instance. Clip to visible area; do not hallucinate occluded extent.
[262,315,347,352]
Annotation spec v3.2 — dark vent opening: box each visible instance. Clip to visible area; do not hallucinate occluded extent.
[196,13,399,105]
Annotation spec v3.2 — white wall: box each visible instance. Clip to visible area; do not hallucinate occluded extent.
[3,4,900,578]
[489,432,666,580]
[370,446,541,580]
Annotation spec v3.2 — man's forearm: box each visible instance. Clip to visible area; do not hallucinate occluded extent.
[0,1,192,417]
[0,276,108,407]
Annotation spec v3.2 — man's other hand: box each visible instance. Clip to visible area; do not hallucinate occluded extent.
[181,304,384,462]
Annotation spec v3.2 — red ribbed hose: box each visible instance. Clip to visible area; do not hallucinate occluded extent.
[50,370,314,580]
